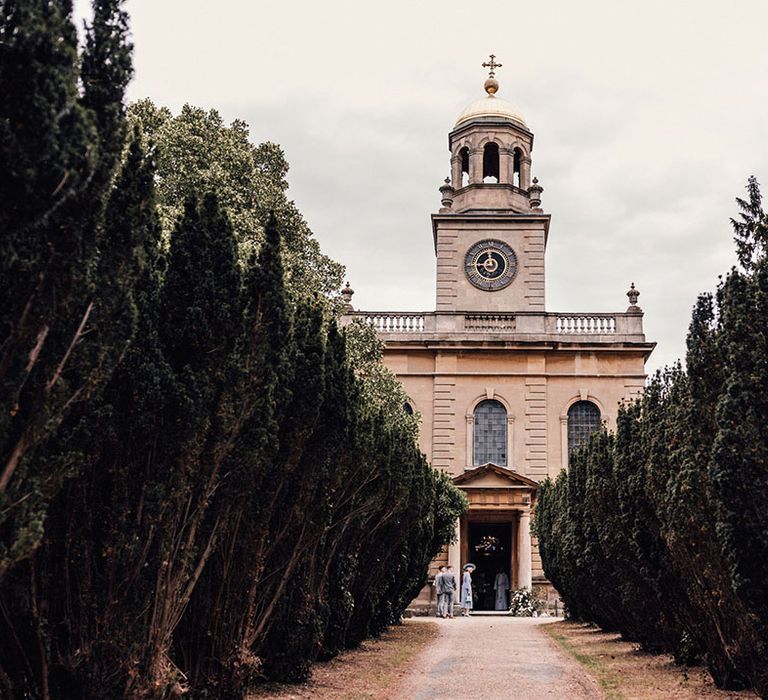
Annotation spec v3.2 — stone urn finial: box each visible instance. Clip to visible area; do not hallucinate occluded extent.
[529,177,543,210]
[439,176,455,211]
[626,282,641,312]
[341,281,355,311]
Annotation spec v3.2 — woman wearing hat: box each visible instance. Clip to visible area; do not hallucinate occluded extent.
[461,563,475,616]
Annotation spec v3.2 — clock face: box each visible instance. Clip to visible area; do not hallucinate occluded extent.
[464,239,518,291]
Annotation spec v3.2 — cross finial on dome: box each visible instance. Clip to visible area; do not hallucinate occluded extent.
[482,54,502,78]
[482,54,502,95]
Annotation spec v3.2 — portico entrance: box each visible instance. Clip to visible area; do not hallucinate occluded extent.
[448,463,538,605]
[466,520,513,610]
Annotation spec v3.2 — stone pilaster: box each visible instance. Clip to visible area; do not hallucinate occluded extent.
[465,413,474,467]
[432,375,456,472]
[523,230,546,310]
[559,415,569,470]
[524,377,548,478]
[435,228,459,311]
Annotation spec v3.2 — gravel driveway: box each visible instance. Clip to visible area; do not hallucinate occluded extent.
[395,616,603,700]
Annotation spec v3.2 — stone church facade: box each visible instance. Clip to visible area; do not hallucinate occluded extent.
[342,65,655,610]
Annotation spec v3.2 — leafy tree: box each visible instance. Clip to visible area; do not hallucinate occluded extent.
[127,99,344,300]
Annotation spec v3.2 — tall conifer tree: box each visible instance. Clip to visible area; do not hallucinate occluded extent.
[0,6,472,693]
[176,212,294,693]
[0,130,164,697]
[0,0,132,572]
[709,178,768,695]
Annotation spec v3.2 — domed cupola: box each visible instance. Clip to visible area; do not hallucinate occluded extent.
[455,66,527,129]
[455,93,527,129]
[444,55,539,215]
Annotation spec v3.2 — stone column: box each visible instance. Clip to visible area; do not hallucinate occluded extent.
[517,510,532,590]
[448,517,461,604]
[451,155,462,190]
[520,156,532,189]
[499,147,513,184]
[469,148,483,184]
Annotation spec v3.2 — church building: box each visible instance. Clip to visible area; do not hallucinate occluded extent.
[342,58,655,610]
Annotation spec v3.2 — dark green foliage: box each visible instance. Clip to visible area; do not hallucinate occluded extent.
[81,0,133,173]
[534,177,768,698]
[0,0,132,574]
[614,371,686,655]
[708,205,768,692]
[0,125,164,697]
[169,222,465,694]
[0,6,467,696]
[126,100,344,302]
[731,175,767,272]
[0,0,95,236]
[170,212,294,694]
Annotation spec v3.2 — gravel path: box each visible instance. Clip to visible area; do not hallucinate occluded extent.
[395,616,603,700]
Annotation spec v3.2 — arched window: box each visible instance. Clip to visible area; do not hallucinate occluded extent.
[473,399,507,466]
[567,401,601,452]
[459,146,470,186]
[403,402,414,416]
[512,148,522,187]
[482,143,500,182]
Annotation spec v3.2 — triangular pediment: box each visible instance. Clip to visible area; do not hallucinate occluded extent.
[452,463,538,490]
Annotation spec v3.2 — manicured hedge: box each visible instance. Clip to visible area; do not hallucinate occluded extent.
[534,177,768,697]
[0,4,466,696]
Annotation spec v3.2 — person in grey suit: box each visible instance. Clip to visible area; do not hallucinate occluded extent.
[442,565,457,618]
[434,566,447,617]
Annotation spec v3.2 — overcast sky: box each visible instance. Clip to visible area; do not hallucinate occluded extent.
[75,0,768,373]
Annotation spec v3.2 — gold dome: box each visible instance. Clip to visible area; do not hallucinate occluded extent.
[455,94,527,128]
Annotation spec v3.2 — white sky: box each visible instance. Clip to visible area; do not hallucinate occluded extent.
[75,0,768,373]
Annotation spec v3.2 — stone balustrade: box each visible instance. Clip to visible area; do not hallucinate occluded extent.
[555,314,617,334]
[363,313,425,333]
[464,313,517,331]
[345,309,645,341]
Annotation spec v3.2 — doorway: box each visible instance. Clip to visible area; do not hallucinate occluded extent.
[466,521,513,611]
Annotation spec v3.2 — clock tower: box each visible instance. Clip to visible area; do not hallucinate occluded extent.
[433,62,549,313]
[342,56,654,612]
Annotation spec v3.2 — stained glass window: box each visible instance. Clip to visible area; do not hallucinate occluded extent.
[473,399,507,466]
[567,401,601,453]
